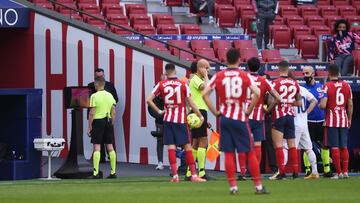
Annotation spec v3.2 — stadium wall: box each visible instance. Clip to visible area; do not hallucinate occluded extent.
[0,12,224,171]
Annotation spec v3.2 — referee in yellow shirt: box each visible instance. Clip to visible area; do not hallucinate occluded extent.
[186,59,210,180]
[88,77,117,179]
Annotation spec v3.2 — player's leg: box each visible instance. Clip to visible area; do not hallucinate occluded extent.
[91,119,105,178]
[326,127,342,179]
[272,118,286,178]
[163,122,179,181]
[238,152,247,180]
[197,136,208,178]
[186,138,198,178]
[104,122,117,178]
[301,129,319,179]
[339,128,349,178]
[251,120,265,164]
[284,116,299,178]
[316,123,332,176]
[220,117,238,193]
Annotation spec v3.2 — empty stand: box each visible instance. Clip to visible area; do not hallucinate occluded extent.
[191,40,211,51]
[213,40,232,51]
[180,24,202,34]
[157,25,179,34]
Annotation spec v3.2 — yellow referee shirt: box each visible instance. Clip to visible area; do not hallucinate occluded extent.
[90,90,116,119]
[189,74,208,111]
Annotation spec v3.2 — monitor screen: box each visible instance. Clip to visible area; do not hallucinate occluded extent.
[64,86,91,109]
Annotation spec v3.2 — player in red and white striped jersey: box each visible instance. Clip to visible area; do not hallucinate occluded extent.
[319,64,353,179]
[271,61,302,180]
[147,64,206,183]
[203,49,268,195]
[241,57,280,177]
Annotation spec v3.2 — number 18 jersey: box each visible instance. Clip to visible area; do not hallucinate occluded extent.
[207,68,254,121]
[152,78,190,123]
[272,76,300,120]
[323,80,352,128]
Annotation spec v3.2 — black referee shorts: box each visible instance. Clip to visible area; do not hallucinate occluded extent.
[190,110,208,139]
[91,118,114,144]
[308,122,325,145]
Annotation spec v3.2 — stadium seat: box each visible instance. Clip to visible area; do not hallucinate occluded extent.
[191,40,211,51]
[188,0,207,17]
[233,40,255,50]
[311,25,332,37]
[125,4,147,17]
[240,48,258,62]
[34,1,54,10]
[134,25,156,35]
[317,0,331,5]
[102,5,124,17]
[291,71,303,77]
[54,0,75,11]
[180,24,202,34]
[351,26,360,34]
[130,15,151,27]
[261,50,283,62]
[195,48,217,61]
[236,5,255,19]
[218,6,237,28]
[316,70,328,77]
[325,16,342,29]
[273,16,285,25]
[332,0,351,5]
[83,14,105,25]
[100,0,120,7]
[153,14,175,28]
[279,5,298,17]
[272,26,291,49]
[352,49,360,75]
[346,16,360,26]
[242,16,257,37]
[293,26,312,48]
[265,71,280,77]
[69,13,82,21]
[285,16,305,26]
[144,40,166,49]
[177,50,196,61]
[58,5,77,15]
[338,6,357,17]
[278,0,292,5]
[319,6,338,17]
[217,48,230,62]
[299,35,319,59]
[213,40,232,51]
[298,5,318,17]
[168,40,188,55]
[79,4,101,15]
[305,16,325,26]
[111,25,133,35]
[157,25,179,34]
[107,15,128,25]
[165,0,183,6]
[233,0,251,6]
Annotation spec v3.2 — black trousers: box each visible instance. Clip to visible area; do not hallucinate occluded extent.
[256,14,275,50]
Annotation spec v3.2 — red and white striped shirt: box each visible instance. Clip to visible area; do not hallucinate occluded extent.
[272,76,300,120]
[247,74,274,121]
[323,80,352,128]
[207,68,254,121]
[152,78,190,123]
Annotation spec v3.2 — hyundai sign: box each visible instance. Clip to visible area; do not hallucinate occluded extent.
[0,0,29,28]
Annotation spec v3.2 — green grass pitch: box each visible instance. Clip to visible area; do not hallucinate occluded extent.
[0,176,359,203]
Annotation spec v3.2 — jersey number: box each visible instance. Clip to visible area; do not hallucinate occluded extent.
[336,88,344,105]
[297,97,306,114]
[164,86,181,104]
[279,85,297,103]
[222,77,243,98]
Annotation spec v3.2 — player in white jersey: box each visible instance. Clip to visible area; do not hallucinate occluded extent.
[284,86,320,179]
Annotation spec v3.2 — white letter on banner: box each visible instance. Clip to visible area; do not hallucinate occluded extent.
[4,9,18,26]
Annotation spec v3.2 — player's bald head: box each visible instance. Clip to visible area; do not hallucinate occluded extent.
[303,66,314,76]
[197,59,210,69]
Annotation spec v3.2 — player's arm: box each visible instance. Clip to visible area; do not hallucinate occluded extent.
[293,93,302,107]
[186,97,204,124]
[147,93,165,115]
[203,85,220,117]
[111,105,116,125]
[246,84,260,115]
[88,107,95,137]
[198,69,209,91]
[266,89,280,112]
[306,98,318,114]
[319,86,328,109]
[347,88,353,128]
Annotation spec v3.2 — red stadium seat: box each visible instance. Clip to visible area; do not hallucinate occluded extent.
[291,71,303,77]
[79,4,101,15]
[316,70,328,77]
[261,50,283,62]
[102,5,124,17]
[217,48,230,62]
[157,25,179,34]
[332,0,351,5]
[130,15,151,27]
[188,0,207,17]
[177,50,196,61]
[180,24,202,34]
[35,2,54,10]
[297,5,318,17]
[299,35,319,59]
[233,0,251,6]
[213,40,232,51]
[69,13,82,20]
[338,6,357,17]
[272,26,291,49]
[83,14,104,25]
[236,5,254,18]
[240,48,258,62]
[346,16,360,26]
[278,0,292,5]
[305,16,325,26]
[165,0,183,6]
[144,40,166,49]
[285,16,304,26]
[218,6,237,28]
[191,40,211,51]
[195,48,217,61]
[125,4,147,17]
[273,16,285,25]
[54,0,75,10]
[134,25,156,35]
[153,14,175,28]
[325,16,342,29]
[111,25,133,35]
[319,6,338,17]
[279,5,298,17]
[242,15,257,38]
[265,71,280,77]
[352,49,360,75]
[293,26,311,48]
[317,0,331,5]
[58,5,77,14]
[168,40,188,55]
[107,15,128,25]
[233,40,254,50]
[311,25,331,37]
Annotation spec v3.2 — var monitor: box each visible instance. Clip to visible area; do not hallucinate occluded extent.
[64,86,91,109]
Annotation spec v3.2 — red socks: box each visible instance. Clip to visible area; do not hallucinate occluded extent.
[288,147,299,174]
[331,148,341,175]
[340,147,349,174]
[225,152,237,188]
[247,151,262,186]
[238,152,247,176]
[185,150,197,176]
[275,147,285,175]
[168,149,178,176]
[254,145,262,164]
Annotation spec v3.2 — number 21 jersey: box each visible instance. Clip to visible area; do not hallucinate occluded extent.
[207,68,254,121]
[272,76,300,119]
[323,80,352,128]
[152,78,190,123]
